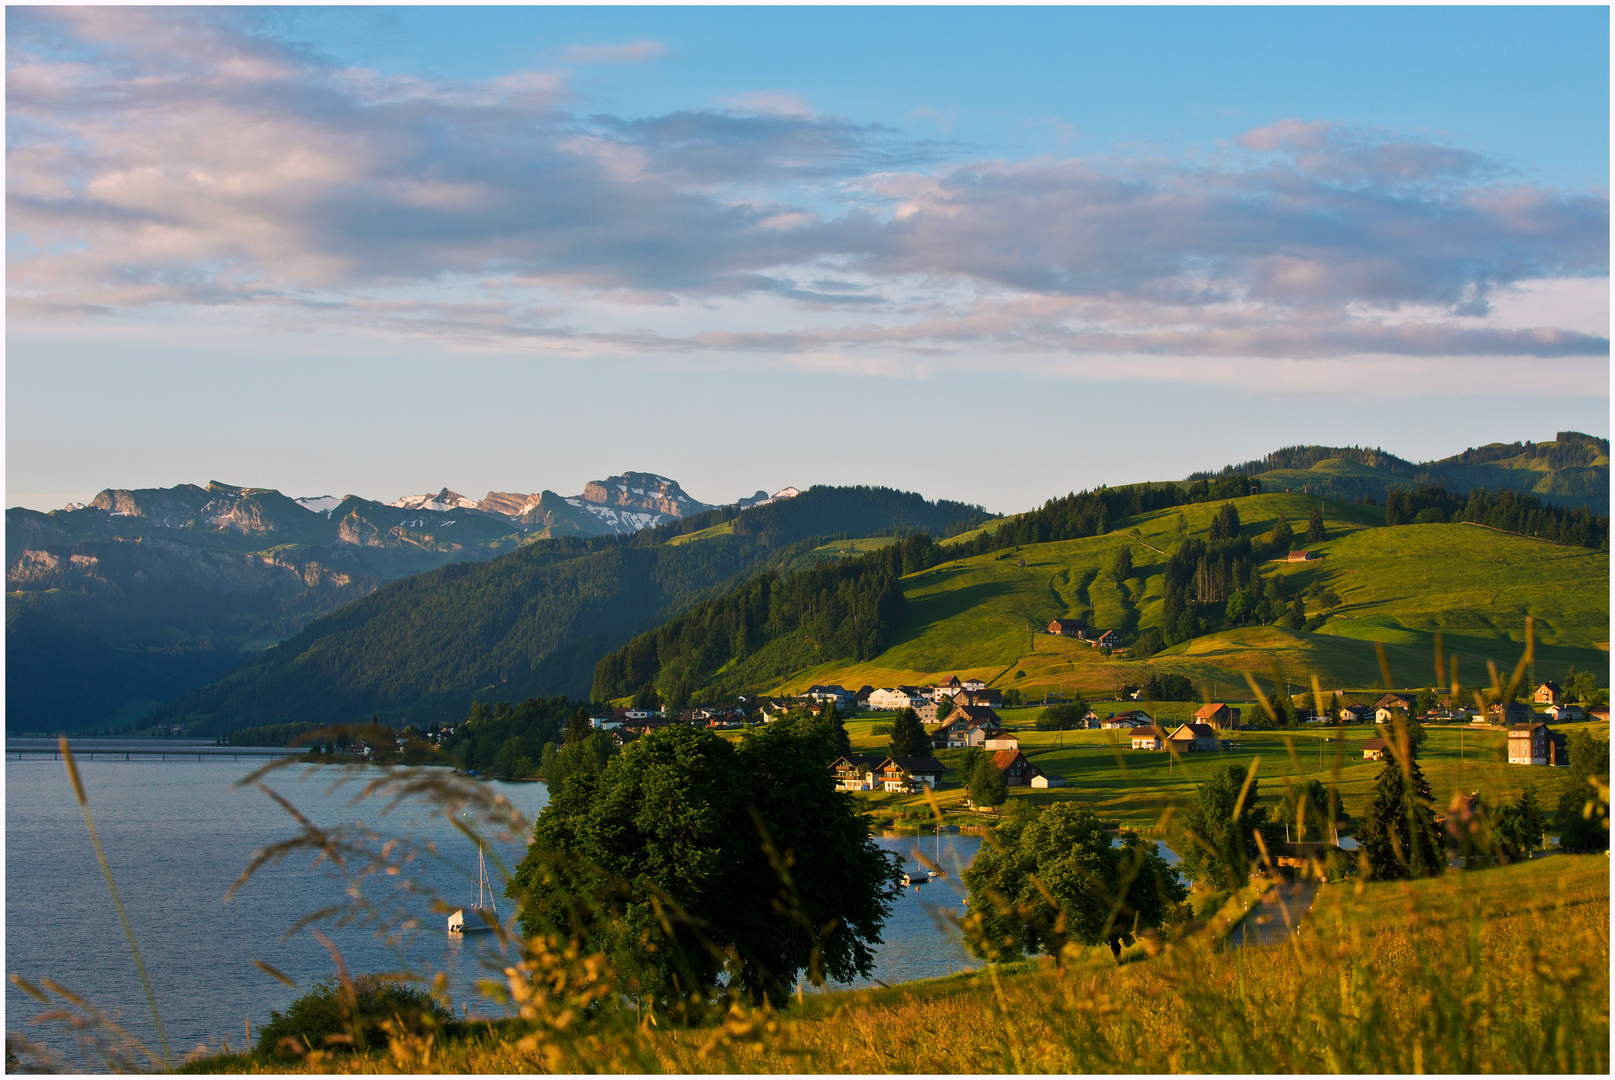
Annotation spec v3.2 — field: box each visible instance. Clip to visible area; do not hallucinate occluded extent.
[840,715,1608,833]
[776,491,1608,701]
[190,856,1609,1074]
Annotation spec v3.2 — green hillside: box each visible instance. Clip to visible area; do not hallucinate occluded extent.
[771,492,1608,700]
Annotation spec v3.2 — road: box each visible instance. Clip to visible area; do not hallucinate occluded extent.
[1229,878,1323,948]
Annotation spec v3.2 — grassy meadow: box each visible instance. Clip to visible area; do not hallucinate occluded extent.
[773,491,1607,702]
[189,855,1609,1074]
[839,714,1609,834]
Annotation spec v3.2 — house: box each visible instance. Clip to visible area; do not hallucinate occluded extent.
[1533,681,1562,706]
[915,702,941,724]
[806,685,855,708]
[954,688,1004,708]
[983,731,1020,751]
[1119,684,1141,701]
[1047,618,1087,637]
[1374,706,1405,725]
[875,756,947,793]
[961,677,988,693]
[868,687,928,711]
[1131,726,1164,750]
[935,675,964,699]
[1030,772,1066,789]
[1287,550,1313,561]
[854,685,875,710]
[1090,630,1120,649]
[829,754,882,792]
[1361,738,1387,761]
[1340,703,1373,724]
[1102,714,1142,730]
[1508,723,1552,766]
[1592,706,1611,725]
[1194,703,1242,729]
[988,748,1039,787]
[1166,723,1220,752]
[1375,693,1417,713]
[1545,703,1585,722]
[1078,709,1106,730]
[1487,701,1536,726]
[952,703,1004,730]
[590,715,624,731]
[932,716,986,749]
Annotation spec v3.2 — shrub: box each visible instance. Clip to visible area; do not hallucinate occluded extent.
[255,975,451,1059]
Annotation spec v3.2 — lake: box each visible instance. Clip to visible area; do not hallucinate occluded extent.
[3,754,984,1067]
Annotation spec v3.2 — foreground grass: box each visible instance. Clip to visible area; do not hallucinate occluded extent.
[194,856,1609,1074]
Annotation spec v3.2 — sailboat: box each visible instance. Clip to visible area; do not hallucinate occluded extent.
[928,824,947,879]
[448,847,498,934]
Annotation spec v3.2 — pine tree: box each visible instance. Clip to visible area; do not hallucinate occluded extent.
[888,707,931,758]
[1306,505,1326,543]
[1357,739,1442,879]
[1268,514,1295,555]
[565,707,592,746]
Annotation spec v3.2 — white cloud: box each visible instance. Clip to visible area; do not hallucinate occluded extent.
[558,40,667,65]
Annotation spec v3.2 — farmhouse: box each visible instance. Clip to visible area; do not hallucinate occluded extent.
[1533,681,1562,706]
[868,686,928,711]
[983,731,1020,751]
[1131,726,1164,750]
[1089,629,1120,649]
[951,703,1004,729]
[1047,618,1087,637]
[1193,703,1242,729]
[1486,701,1536,726]
[932,717,987,749]
[988,748,1039,787]
[1545,703,1585,722]
[1361,738,1387,761]
[1375,693,1417,713]
[1287,550,1313,561]
[1507,723,1552,766]
[854,685,875,710]
[1340,703,1372,724]
[806,685,855,708]
[875,756,947,793]
[829,754,881,792]
[1166,723,1220,752]
[1103,710,1153,729]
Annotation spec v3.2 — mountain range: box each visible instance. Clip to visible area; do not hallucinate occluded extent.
[5,472,798,731]
[7,434,1608,734]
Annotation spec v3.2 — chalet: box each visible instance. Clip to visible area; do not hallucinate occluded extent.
[876,756,947,793]
[590,715,624,731]
[624,707,656,720]
[1374,706,1405,725]
[916,702,941,725]
[1375,693,1417,713]
[952,703,1003,729]
[988,748,1039,787]
[1340,704,1372,724]
[1090,630,1120,649]
[1287,550,1313,561]
[1533,682,1562,706]
[931,717,984,749]
[1194,703,1242,729]
[1077,709,1106,730]
[1166,723,1220,752]
[1361,738,1387,761]
[854,685,875,710]
[1047,618,1087,637]
[954,688,1004,708]
[1131,727,1164,750]
[1508,723,1552,766]
[961,677,988,693]
[1545,703,1585,722]
[935,675,964,699]
[830,754,882,792]
[1103,710,1153,730]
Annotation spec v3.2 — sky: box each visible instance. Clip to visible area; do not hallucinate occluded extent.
[6,5,1611,515]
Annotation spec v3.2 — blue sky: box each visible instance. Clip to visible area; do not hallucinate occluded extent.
[7,6,1610,513]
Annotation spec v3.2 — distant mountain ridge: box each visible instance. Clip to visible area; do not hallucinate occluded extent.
[1189,431,1610,512]
[5,471,789,732]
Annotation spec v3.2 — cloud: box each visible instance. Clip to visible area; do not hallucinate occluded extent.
[6,8,1608,376]
[558,40,667,64]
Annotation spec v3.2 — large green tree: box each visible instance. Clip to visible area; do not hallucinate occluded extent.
[1357,738,1443,879]
[968,758,1008,809]
[508,724,901,1010]
[963,805,1186,962]
[1556,732,1610,851]
[888,707,932,758]
[1174,763,1268,889]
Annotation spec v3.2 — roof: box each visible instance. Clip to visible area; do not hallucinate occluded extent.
[1194,703,1228,718]
[1048,618,1085,629]
[991,748,1029,771]
[885,756,946,773]
[831,753,883,768]
[1170,723,1218,738]
[955,704,1002,723]
[1508,722,1548,735]
[1362,739,1386,751]
[1131,726,1161,738]
[1536,681,1562,692]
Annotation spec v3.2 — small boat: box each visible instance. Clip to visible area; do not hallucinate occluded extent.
[928,824,947,879]
[448,847,498,934]
[902,873,929,888]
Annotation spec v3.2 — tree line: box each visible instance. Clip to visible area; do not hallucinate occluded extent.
[1384,484,1608,548]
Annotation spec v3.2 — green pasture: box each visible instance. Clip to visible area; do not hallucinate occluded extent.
[775,491,1607,700]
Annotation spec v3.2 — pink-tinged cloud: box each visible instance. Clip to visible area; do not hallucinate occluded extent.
[558,40,667,64]
[6,9,1608,370]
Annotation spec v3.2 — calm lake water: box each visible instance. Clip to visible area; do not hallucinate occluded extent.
[3,756,985,1066]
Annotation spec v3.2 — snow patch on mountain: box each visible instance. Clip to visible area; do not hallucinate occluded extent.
[391,488,480,512]
[295,495,342,516]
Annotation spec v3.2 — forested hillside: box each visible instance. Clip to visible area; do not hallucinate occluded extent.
[140,487,992,735]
